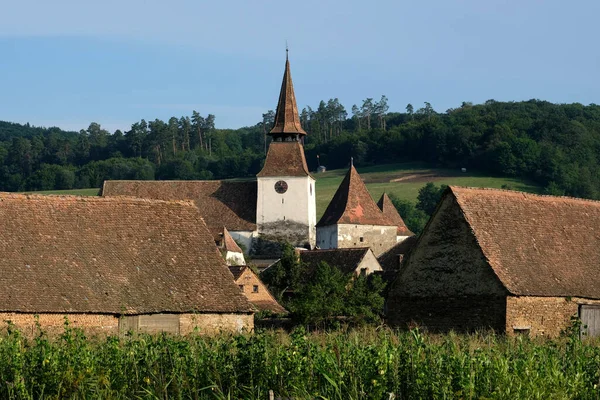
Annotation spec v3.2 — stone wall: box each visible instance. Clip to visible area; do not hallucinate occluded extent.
[316,224,397,256]
[505,296,600,337]
[180,313,254,335]
[0,313,119,337]
[0,312,253,337]
[387,296,506,333]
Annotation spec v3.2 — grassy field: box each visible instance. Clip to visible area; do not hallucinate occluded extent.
[314,162,541,218]
[25,163,541,218]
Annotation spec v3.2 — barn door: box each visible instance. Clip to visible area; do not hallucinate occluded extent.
[579,305,600,338]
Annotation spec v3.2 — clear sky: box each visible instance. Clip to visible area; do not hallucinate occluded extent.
[1,0,599,133]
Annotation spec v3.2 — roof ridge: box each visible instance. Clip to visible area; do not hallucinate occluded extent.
[449,185,600,205]
[1,192,197,207]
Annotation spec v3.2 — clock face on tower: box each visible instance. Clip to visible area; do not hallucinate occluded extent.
[274,180,288,194]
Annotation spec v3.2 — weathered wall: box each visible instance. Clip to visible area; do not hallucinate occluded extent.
[505,296,600,337]
[0,313,119,337]
[356,249,383,275]
[256,176,316,249]
[316,225,338,249]
[225,250,246,266]
[179,313,254,334]
[387,296,506,333]
[338,224,399,256]
[0,312,254,337]
[390,196,507,299]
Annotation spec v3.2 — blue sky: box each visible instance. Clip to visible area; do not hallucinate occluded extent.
[1,0,599,133]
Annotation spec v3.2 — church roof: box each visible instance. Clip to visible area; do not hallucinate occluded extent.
[256,141,312,177]
[377,193,414,236]
[0,193,252,314]
[269,53,307,136]
[317,165,394,227]
[222,227,243,253]
[445,186,600,298]
[101,180,257,239]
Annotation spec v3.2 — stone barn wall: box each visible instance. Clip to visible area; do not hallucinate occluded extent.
[389,296,507,333]
[0,312,254,337]
[505,296,600,337]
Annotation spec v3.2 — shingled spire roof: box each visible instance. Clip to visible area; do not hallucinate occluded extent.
[269,51,307,138]
[317,165,394,227]
[377,193,414,236]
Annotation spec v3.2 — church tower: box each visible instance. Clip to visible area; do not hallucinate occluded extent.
[256,53,316,250]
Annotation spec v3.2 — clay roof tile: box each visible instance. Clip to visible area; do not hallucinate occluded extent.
[0,192,253,314]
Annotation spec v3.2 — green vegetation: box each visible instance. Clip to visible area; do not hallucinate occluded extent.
[1,99,599,202]
[262,244,385,326]
[314,162,540,218]
[2,324,600,399]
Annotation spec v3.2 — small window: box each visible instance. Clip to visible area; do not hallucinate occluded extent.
[253,285,259,293]
[359,237,364,242]
[239,285,244,292]
[310,184,313,195]
[513,326,531,336]
[360,268,367,276]
[282,198,284,204]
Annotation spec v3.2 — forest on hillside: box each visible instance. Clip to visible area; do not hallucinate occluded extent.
[1,98,600,200]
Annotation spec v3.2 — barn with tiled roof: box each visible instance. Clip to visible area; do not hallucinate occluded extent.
[0,193,253,336]
[388,186,600,337]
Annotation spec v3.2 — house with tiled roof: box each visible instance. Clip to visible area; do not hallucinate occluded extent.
[103,53,316,256]
[229,266,287,315]
[299,248,383,277]
[316,163,399,256]
[219,227,246,266]
[388,186,600,337]
[0,193,253,336]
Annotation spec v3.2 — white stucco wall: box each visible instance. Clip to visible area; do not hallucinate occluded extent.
[229,230,256,254]
[397,235,411,243]
[256,176,316,248]
[225,251,246,266]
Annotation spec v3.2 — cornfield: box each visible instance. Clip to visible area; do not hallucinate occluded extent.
[1,323,599,399]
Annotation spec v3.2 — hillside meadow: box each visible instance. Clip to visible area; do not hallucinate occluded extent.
[26,162,541,219]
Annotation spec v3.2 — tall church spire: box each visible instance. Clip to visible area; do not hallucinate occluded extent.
[269,51,307,140]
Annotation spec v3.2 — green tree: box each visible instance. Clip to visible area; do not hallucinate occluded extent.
[416,182,448,215]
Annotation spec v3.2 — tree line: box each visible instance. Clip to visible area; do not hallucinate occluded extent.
[1,99,600,202]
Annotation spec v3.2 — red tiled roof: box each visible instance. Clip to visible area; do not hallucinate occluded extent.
[101,180,257,239]
[222,227,243,253]
[257,141,312,178]
[377,193,414,236]
[269,55,307,137]
[317,165,394,227]
[449,186,600,298]
[0,193,253,314]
